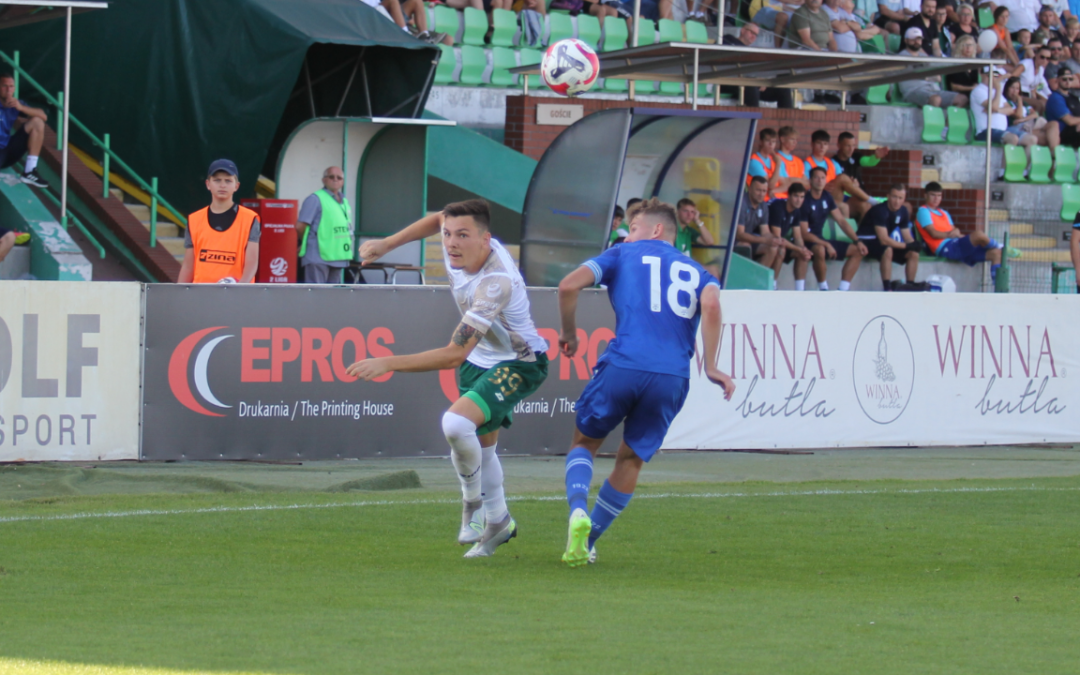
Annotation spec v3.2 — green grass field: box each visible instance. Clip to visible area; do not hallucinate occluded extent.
[1,453,1079,675]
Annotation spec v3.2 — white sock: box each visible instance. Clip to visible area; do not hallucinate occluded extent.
[480,444,508,523]
[838,280,851,291]
[819,282,829,291]
[24,156,38,173]
[442,412,482,502]
[794,279,805,291]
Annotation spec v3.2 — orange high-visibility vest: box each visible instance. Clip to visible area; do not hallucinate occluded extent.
[804,155,837,183]
[774,152,804,200]
[745,152,776,188]
[188,205,257,283]
[915,208,953,255]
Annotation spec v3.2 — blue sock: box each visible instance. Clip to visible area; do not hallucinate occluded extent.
[588,479,633,548]
[565,447,593,514]
[991,263,1000,283]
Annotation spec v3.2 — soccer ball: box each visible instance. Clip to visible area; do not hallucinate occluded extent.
[541,39,600,97]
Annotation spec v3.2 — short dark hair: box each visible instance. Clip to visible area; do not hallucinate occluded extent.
[837,131,856,143]
[788,182,806,196]
[749,175,768,186]
[809,166,827,179]
[888,183,907,194]
[924,181,943,193]
[811,130,830,144]
[0,72,13,82]
[443,199,491,231]
[676,198,697,210]
[759,127,778,140]
[626,197,643,209]
[778,125,797,139]
[612,205,624,220]
[633,198,679,240]
[994,6,1008,20]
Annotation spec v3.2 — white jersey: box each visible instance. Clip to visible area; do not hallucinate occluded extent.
[446,238,548,369]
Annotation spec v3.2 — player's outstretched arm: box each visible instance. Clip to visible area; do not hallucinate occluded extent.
[346,320,485,381]
[358,211,443,265]
[557,266,597,357]
[700,285,735,401]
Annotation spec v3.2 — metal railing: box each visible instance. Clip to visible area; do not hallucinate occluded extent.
[1,49,187,248]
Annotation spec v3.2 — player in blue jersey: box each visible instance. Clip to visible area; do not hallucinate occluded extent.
[555,198,736,567]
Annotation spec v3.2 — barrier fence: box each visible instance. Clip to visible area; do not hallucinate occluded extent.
[1,283,1078,462]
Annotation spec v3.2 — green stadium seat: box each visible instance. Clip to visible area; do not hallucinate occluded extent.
[462,7,487,46]
[434,44,457,85]
[1002,144,1027,182]
[634,78,657,94]
[518,47,545,89]
[867,84,889,104]
[602,16,628,51]
[603,76,630,92]
[576,14,602,50]
[659,80,684,96]
[921,105,945,143]
[458,45,486,86]
[433,5,461,44]
[547,12,574,45]
[684,20,709,43]
[1061,183,1080,220]
[636,19,657,45]
[490,8,517,48]
[887,32,901,53]
[859,34,886,53]
[1054,145,1078,183]
[657,18,683,43]
[1029,145,1052,183]
[978,7,993,28]
[489,47,517,87]
[945,106,970,144]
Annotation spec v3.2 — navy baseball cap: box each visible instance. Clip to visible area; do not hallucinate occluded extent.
[207,159,238,177]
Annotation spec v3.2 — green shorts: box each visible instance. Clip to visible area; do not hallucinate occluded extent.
[458,354,549,435]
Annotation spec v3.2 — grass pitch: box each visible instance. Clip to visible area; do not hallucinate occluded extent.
[1,456,1079,674]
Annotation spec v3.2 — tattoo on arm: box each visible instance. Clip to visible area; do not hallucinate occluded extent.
[452,323,481,348]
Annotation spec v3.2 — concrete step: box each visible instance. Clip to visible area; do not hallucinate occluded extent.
[1007,222,1033,235]
[109,187,123,201]
[1010,235,1058,249]
[986,208,1009,221]
[921,168,939,183]
[157,236,186,257]
[1014,249,1072,262]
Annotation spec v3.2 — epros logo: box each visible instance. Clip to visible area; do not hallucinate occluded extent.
[270,257,288,276]
[168,326,394,417]
[852,316,914,424]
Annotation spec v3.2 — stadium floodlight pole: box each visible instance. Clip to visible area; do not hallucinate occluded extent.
[60,5,71,229]
[629,0,640,101]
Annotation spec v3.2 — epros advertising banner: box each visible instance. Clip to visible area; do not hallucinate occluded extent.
[0,282,141,461]
[141,285,615,460]
[665,292,1080,449]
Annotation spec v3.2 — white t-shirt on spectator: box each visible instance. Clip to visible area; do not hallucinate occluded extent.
[901,0,920,13]
[1001,0,1041,33]
[1019,58,1050,98]
[824,2,860,52]
[971,83,1009,134]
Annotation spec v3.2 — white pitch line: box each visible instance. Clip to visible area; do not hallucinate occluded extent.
[0,485,1077,525]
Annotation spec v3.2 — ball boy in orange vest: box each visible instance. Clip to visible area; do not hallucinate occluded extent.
[178,159,260,284]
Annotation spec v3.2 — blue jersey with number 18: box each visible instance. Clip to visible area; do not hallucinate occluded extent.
[582,240,719,379]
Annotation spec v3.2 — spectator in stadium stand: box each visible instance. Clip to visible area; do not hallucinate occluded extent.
[899,28,969,107]
[674,198,716,255]
[902,0,944,55]
[767,182,814,289]
[971,66,1035,147]
[875,0,919,34]
[1046,37,1065,67]
[748,0,802,48]
[1062,16,1080,43]
[946,3,980,42]
[178,159,260,284]
[608,204,627,247]
[1032,4,1065,42]
[992,7,1023,65]
[364,0,444,43]
[773,126,810,199]
[1016,28,1036,59]
[935,3,952,54]
[0,72,48,189]
[856,184,921,291]
[616,0,673,21]
[735,176,784,276]
[787,0,838,50]
[799,166,866,291]
[550,0,622,20]
[296,166,354,284]
[1002,0,1042,32]
[914,181,1016,285]
[1044,62,1061,92]
[948,35,982,94]
[1020,45,1052,113]
[1043,66,1080,144]
[831,131,891,220]
[720,23,796,107]
[824,0,885,52]
[803,129,874,221]
[1004,75,1058,147]
[1062,39,1080,72]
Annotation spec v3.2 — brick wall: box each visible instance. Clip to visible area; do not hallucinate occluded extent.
[504,96,862,160]
[906,187,986,234]
[861,151,985,233]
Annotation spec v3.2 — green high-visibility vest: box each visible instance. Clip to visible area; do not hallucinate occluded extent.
[299,189,353,261]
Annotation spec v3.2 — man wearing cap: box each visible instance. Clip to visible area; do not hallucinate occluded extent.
[898,27,967,107]
[297,166,354,284]
[1044,66,1080,146]
[901,0,942,56]
[178,159,261,284]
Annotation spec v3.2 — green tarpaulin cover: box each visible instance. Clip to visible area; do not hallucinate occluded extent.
[0,0,437,217]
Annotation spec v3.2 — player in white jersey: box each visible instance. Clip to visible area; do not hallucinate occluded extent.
[349,199,549,558]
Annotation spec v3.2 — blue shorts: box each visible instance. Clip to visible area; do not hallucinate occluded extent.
[752,7,782,29]
[974,128,1007,144]
[937,235,997,266]
[575,362,690,462]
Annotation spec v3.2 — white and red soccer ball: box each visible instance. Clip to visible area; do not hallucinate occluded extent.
[541,39,600,97]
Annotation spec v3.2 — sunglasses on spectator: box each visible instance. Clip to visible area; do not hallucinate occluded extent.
[324,174,344,179]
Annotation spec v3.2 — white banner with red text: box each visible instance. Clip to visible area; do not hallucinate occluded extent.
[665,292,1080,449]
